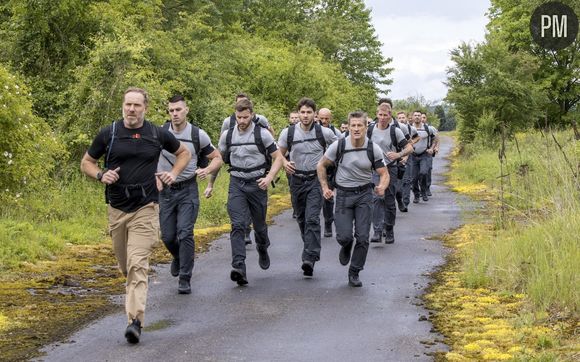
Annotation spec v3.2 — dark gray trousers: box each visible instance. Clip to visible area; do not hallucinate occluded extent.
[372,166,398,233]
[334,187,373,275]
[410,153,430,198]
[401,160,414,206]
[322,197,334,226]
[159,179,200,281]
[290,176,322,262]
[227,176,270,269]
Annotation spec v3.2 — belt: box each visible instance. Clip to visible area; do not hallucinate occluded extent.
[231,175,265,182]
[335,183,373,193]
[169,176,196,190]
[412,151,426,157]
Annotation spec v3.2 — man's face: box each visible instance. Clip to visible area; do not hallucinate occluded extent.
[397,113,407,123]
[235,109,254,131]
[376,106,391,126]
[421,114,427,123]
[340,123,348,132]
[413,112,422,123]
[349,117,367,141]
[318,110,332,127]
[168,100,189,127]
[122,92,147,128]
[299,105,315,127]
[289,112,300,125]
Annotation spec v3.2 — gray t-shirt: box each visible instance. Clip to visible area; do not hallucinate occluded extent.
[369,124,407,166]
[278,124,337,173]
[413,124,438,154]
[220,114,270,134]
[325,137,385,188]
[157,122,214,182]
[218,122,276,179]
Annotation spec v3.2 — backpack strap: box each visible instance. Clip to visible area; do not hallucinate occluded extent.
[314,123,326,151]
[287,124,295,153]
[424,124,432,148]
[105,120,121,169]
[225,125,269,174]
[390,124,402,153]
[229,114,236,129]
[366,123,375,139]
[287,123,327,153]
[335,137,346,165]
[367,139,376,170]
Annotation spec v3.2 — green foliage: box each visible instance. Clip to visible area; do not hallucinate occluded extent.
[0,65,66,204]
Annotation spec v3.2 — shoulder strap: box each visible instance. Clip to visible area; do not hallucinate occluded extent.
[287,124,295,153]
[424,124,432,148]
[314,123,326,150]
[366,123,375,139]
[335,137,346,165]
[367,140,376,170]
[162,120,171,131]
[254,125,266,155]
[105,120,120,169]
[390,124,401,152]
[229,114,236,129]
[191,124,201,157]
[224,126,234,164]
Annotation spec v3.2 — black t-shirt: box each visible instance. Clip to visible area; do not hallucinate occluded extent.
[88,120,181,213]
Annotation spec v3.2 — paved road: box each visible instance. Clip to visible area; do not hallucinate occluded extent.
[40,136,462,361]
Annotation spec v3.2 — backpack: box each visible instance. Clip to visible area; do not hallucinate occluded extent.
[161,121,209,168]
[330,137,377,187]
[286,123,326,153]
[105,120,162,169]
[423,124,433,149]
[228,114,268,130]
[223,124,272,175]
[366,122,402,153]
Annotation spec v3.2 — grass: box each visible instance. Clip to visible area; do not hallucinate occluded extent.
[426,130,579,361]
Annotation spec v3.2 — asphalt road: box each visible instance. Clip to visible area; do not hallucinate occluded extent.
[40,135,462,362]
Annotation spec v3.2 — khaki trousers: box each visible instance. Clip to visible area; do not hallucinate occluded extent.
[108,202,160,325]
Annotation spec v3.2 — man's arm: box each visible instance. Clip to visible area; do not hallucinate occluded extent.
[80,152,120,185]
[277,146,296,174]
[257,150,284,190]
[196,149,223,198]
[317,156,334,200]
[156,143,191,185]
[374,166,389,197]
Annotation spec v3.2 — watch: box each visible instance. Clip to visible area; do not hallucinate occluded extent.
[96,170,105,182]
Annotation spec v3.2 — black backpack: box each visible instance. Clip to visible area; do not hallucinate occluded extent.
[105,120,162,169]
[223,124,272,175]
[286,123,326,153]
[330,137,377,187]
[161,121,209,168]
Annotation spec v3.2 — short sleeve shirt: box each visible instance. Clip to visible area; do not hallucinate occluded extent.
[369,124,408,166]
[218,122,277,179]
[157,122,215,182]
[278,124,337,173]
[324,137,385,188]
[413,124,438,154]
[87,120,180,212]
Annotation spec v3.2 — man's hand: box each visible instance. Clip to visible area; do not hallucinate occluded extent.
[204,185,213,198]
[155,171,177,185]
[101,167,121,185]
[374,185,385,197]
[322,186,334,200]
[385,151,399,161]
[196,167,210,180]
[257,175,272,190]
[284,160,296,174]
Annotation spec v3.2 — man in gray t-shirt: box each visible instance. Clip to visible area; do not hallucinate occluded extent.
[278,99,337,277]
[317,111,388,288]
[218,98,284,286]
[157,95,223,294]
[395,111,419,210]
[409,111,439,203]
[368,103,413,244]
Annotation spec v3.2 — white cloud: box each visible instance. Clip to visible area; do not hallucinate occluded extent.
[365,1,490,101]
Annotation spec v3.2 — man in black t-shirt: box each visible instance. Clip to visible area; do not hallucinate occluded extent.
[80,87,191,344]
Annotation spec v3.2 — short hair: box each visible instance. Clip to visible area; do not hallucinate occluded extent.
[168,94,185,103]
[340,120,348,125]
[413,110,422,114]
[235,92,249,101]
[124,87,149,105]
[396,111,406,116]
[348,111,368,124]
[421,112,427,116]
[235,98,253,113]
[378,97,393,107]
[297,97,317,112]
[377,103,391,112]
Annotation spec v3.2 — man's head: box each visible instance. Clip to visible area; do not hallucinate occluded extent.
[378,97,393,108]
[234,98,255,131]
[421,112,427,123]
[288,111,300,125]
[235,92,249,103]
[396,111,407,124]
[340,121,349,133]
[122,87,148,128]
[318,108,332,127]
[413,110,423,124]
[167,94,189,128]
[348,111,368,141]
[297,97,317,127]
[376,103,392,126]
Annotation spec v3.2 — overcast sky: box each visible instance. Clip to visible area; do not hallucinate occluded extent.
[364,0,491,103]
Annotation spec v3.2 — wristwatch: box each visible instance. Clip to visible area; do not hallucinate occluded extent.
[96,170,105,182]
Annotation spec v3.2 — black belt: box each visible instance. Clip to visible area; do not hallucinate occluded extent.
[335,183,373,193]
[413,151,426,157]
[169,176,196,190]
[231,175,265,182]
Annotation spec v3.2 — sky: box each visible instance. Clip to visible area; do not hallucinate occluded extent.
[364,0,491,103]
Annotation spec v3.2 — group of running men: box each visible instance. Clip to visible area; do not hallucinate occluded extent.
[81,88,439,344]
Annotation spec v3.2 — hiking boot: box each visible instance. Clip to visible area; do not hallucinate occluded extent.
[370,231,382,243]
[125,319,142,344]
[244,232,252,245]
[413,196,420,204]
[256,246,270,270]
[339,241,353,266]
[427,190,432,197]
[422,194,429,202]
[170,258,179,277]
[324,223,333,237]
[301,260,314,277]
[384,228,395,244]
[230,268,248,286]
[348,274,363,287]
[397,199,408,212]
[178,279,191,294]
